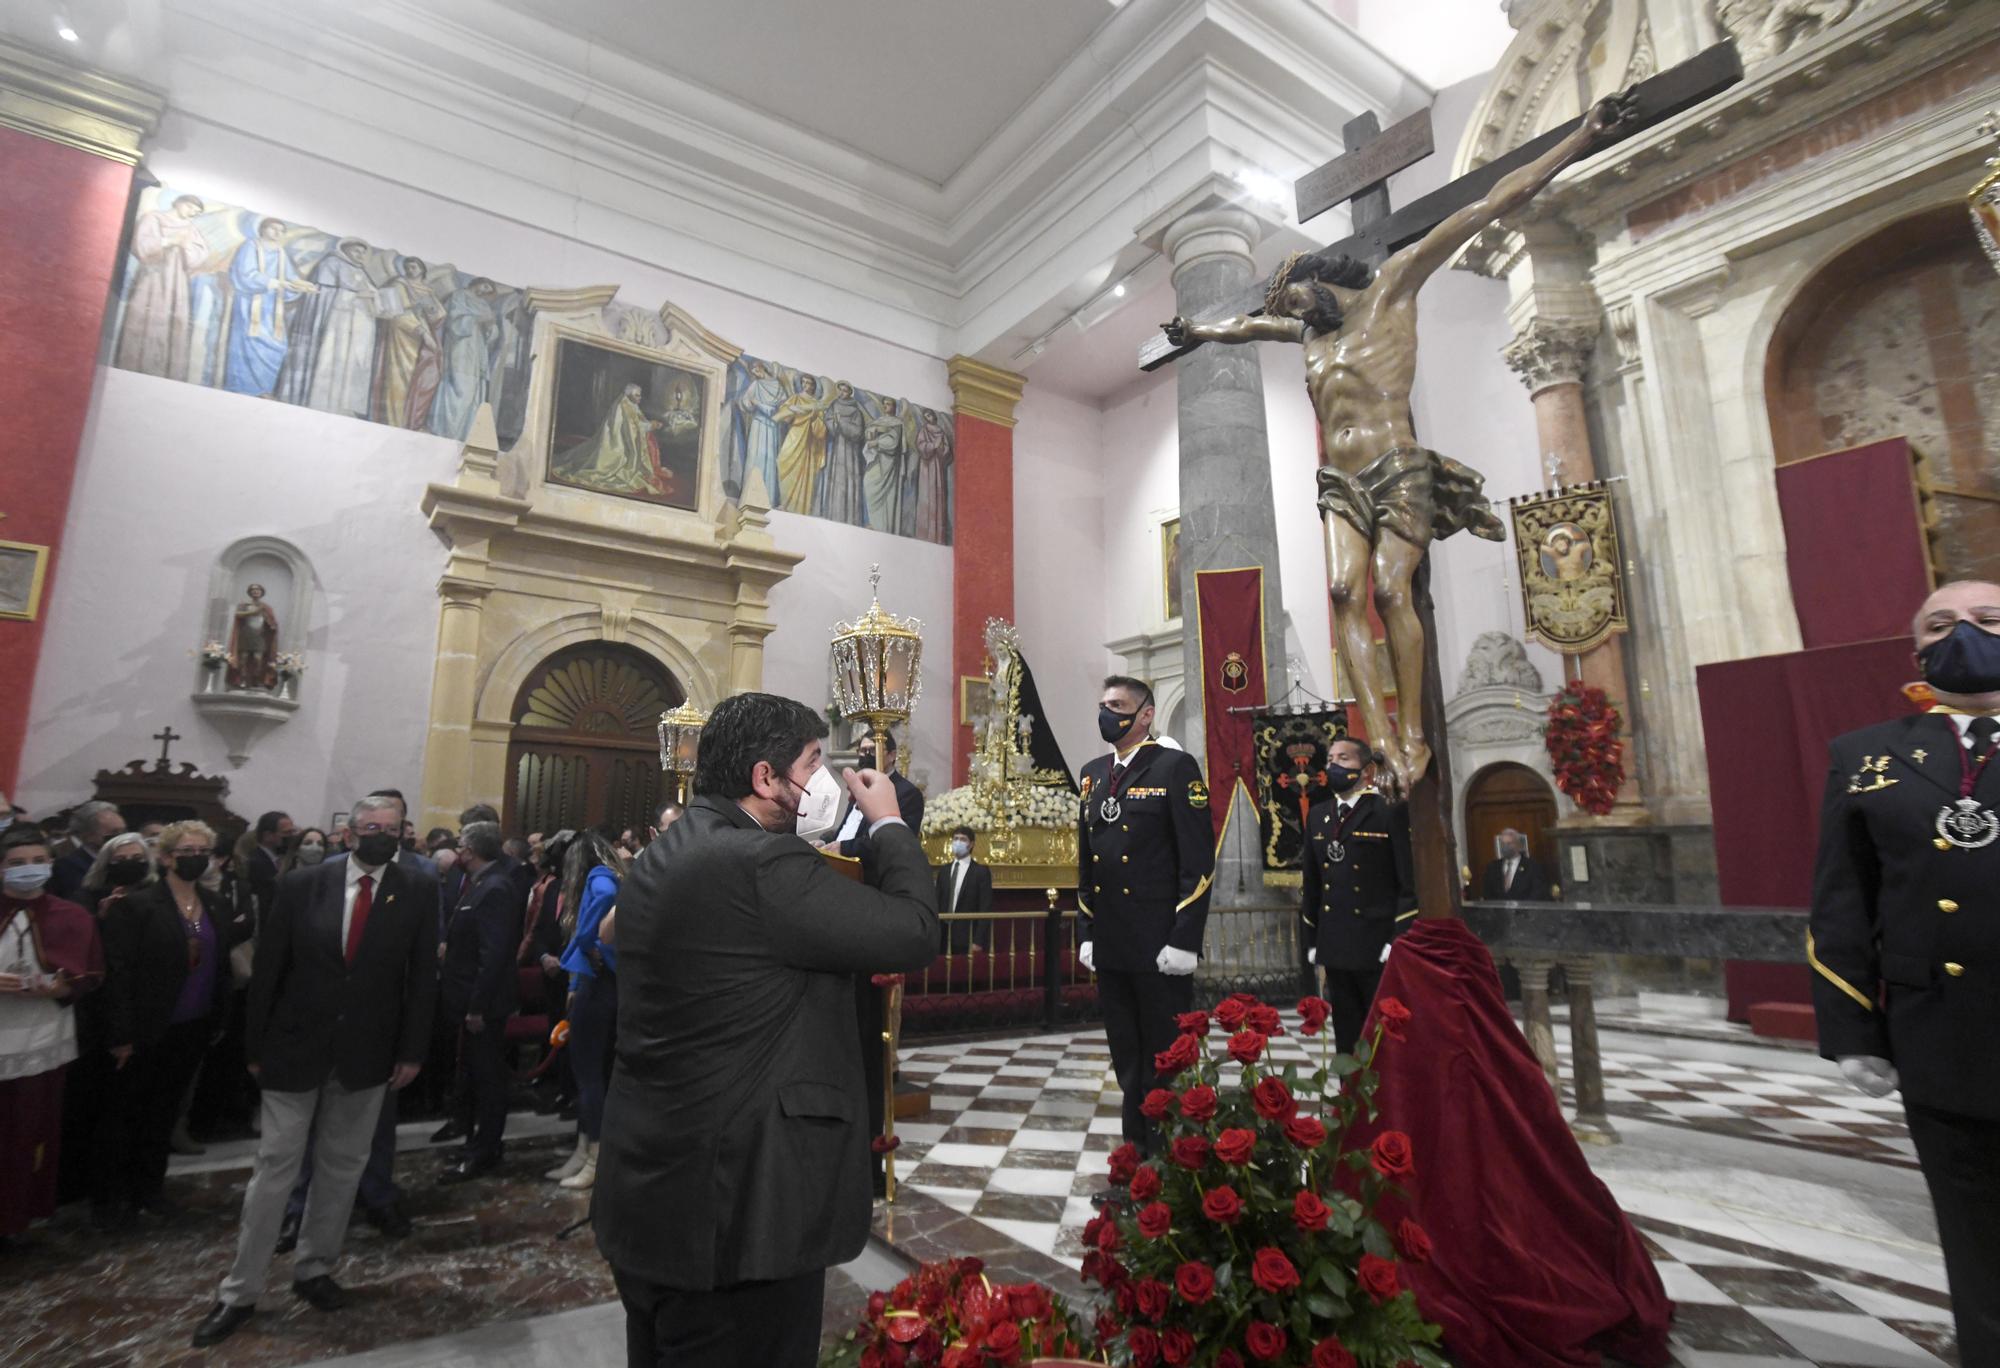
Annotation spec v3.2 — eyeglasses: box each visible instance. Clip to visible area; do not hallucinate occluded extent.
[352,822,398,837]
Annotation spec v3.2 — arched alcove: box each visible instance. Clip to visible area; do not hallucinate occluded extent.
[1463,761,1559,881]
[503,640,685,836]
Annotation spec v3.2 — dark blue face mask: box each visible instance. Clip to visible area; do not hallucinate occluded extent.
[1919,620,2000,696]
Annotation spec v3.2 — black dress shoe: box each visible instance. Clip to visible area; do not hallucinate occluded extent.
[428,1120,467,1144]
[274,1209,302,1254]
[437,1157,498,1186]
[292,1274,347,1311]
[191,1301,255,1347]
[365,1201,412,1238]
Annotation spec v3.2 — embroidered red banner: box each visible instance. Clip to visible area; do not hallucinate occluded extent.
[1195,567,1267,839]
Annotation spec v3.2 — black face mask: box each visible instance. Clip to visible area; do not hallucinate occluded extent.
[173,854,211,882]
[355,833,401,868]
[1099,705,1140,745]
[105,860,149,887]
[1919,621,2000,696]
[1326,764,1363,793]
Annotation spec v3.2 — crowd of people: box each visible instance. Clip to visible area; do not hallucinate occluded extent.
[0,785,679,1290]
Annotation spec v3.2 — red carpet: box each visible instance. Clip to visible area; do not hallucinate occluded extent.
[1350,919,1674,1367]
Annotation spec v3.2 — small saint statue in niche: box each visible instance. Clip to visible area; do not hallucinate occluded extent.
[227,583,280,691]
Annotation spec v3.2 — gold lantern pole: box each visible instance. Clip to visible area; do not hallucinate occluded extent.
[656,701,708,805]
[1972,112,2000,277]
[830,563,924,1202]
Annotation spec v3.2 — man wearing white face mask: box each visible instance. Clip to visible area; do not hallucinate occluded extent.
[792,764,847,846]
[936,826,993,953]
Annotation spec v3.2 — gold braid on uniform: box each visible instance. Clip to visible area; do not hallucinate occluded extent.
[1265,251,1307,316]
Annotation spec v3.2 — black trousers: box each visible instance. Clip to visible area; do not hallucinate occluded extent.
[452,1019,510,1164]
[613,1265,824,1368]
[1322,964,1383,1056]
[95,1017,209,1208]
[1904,1101,2000,1366]
[856,976,885,1189]
[1098,968,1194,1152]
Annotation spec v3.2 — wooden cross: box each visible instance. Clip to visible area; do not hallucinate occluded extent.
[153,726,182,766]
[1137,42,1743,371]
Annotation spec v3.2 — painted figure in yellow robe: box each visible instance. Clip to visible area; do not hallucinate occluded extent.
[774,374,831,514]
[559,382,663,493]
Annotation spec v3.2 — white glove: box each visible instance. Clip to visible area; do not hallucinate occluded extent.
[1307,947,1317,967]
[1380,940,1393,965]
[1156,946,1199,976]
[1078,941,1094,973]
[1838,1055,1898,1097]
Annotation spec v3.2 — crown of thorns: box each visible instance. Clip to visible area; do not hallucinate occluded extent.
[1264,251,1374,315]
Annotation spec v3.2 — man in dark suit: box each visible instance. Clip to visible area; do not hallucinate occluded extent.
[1811,580,2000,1365]
[1077,676,1215,1153]
[937,824,994,952]
[50,799,123,901]
[838,728,928,1197]
[247,810,294,922]
[594,692,938,1367]
[1480,828,1554,901]
[194,796,437,1348]
[437,820,521,1182]
[1301,736,1415,1053]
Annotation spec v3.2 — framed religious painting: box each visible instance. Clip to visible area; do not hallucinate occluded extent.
[545,337,706,511]
[0,540,49,621]
[1160,516,1183,622]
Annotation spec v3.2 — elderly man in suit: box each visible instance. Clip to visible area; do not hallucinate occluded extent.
[595,692,938,1368]
[437,820,521,1183]
[1480,828,1554,902]
[192,796,438,1348]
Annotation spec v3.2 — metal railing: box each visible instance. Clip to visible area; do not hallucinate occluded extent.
[903,907,1092,1036]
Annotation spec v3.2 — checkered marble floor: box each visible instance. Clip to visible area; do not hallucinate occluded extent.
[892,1017,1955,1367]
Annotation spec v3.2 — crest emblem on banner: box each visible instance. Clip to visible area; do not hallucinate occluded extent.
[1510,483,1628,654]
[1219,651,1250,693]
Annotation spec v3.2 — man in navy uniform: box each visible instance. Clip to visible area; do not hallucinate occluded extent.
[1300,736,1415,1053]
[1076,676,1214,1152]
[1810,579,2000,1366]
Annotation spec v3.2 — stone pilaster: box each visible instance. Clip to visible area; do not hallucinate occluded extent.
[1160,205,1288,907]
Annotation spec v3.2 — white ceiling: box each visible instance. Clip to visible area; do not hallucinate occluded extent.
[491,0,1121,185]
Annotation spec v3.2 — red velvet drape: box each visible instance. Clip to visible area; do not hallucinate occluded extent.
[1773,438,1931,650]
[1348,921,1673,1368]
[1194,567,1266,839]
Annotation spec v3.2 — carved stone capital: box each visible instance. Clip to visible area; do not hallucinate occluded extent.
[945,356,1026,429]
[1161,206,1261,278]
[0,38,162,165]
[1502,318,1600,395]
[1604,302,1642,374]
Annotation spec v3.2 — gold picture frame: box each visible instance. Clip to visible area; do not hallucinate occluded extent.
[960,675,992,728]
[1161,516,1183,622]
[0,540,49,622]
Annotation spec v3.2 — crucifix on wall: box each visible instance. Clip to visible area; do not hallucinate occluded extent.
[1141,44,1742,916]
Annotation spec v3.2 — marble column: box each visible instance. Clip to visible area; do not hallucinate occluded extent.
[1502,317,1645,819]
[0,41,162,788]
[1514,956,1561,1096]
[946,358,1025,787]
[1163,207,1288,908]
[1563,957,1617,1144]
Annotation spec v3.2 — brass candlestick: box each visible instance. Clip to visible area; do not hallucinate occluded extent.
[656,701,708,804]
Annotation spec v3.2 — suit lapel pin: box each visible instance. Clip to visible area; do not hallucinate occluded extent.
[1913,749,1927,764]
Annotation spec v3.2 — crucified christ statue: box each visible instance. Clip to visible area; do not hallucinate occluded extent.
[1163,92,1635,797]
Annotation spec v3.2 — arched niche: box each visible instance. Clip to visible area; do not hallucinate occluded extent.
[503,640,686,837]
[1463,761,1561,881]
[1763,204,2000,583]
[199,535,317,692]
[473,609,720,728]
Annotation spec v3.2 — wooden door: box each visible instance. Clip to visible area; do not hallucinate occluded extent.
[504,642,682,837]
[1463,762,1559,893]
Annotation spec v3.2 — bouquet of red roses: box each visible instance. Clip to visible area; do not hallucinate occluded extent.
[820,1255,1096,1368]
[1544,682,1624,817]
[1081,993,1446,1368]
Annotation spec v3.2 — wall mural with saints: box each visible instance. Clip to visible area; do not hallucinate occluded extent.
[108,185,951,543]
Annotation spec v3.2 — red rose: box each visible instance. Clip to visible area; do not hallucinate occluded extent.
[1095,1218,1121,1253]
[1136,1202,1172,1240]
[1109,1142,1140,1184]
[1252,1077,1297,1121]
[1176,1009,1213,1038]
[1161,1327,1196,1366]
[1246,1003,1284,1036]
[1246,1322,1289,1362]
[1215,1127,1256,1166]
[983,1321,1022,1365]
[1358,1252,1401,1303]
[1217,1353,1245,1368]
[867,1291,887,1318]
[1227,1030,1267,1066]
[1141,1088,1177,1121]
[1127,1326,1160,1368]
[1006,1283,1051,1320]
[1201,1184,1243,1225]
[1284,1115,1328,1150]
[1178,1084,1218,1122]
[1153,1032,1200,1075]
[1169,1135,1211,1170]
[1396,1218,1433,1264]
[1134,1277,1169,1321]
[1094,1310,1124,1345]
[1297,995,1332,1036]
[1214,997,1249,1030]
[1312,1339,1358,1368]
[1370,1131,1415,1180]
[871,1133,901,1155]
[1174,1261,1215,1305]
[1251,1246,1300,1295]
[1129,1165,1162,1202]
[1293,1189,1331,1233]
[1375,996,1412,1042]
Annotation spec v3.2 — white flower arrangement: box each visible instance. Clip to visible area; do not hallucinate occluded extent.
[197,640,230,670]
[922,778,1075,836]
[274,651,307,679]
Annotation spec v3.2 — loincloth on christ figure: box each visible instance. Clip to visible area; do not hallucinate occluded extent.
[1315,445,1506,548]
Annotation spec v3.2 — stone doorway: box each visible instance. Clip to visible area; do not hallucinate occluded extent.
[503,642,682,839]
[1463,761,1559,892]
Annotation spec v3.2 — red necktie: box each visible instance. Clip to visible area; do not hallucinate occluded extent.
[346,874,373,965]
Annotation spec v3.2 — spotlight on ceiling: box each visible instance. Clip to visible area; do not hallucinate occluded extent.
[54,4,79,41]
[1112,283,1126,299]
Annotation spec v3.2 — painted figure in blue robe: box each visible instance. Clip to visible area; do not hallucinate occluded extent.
[223,219,314,397]
[431,277,503,439]
[732,359,787,505]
